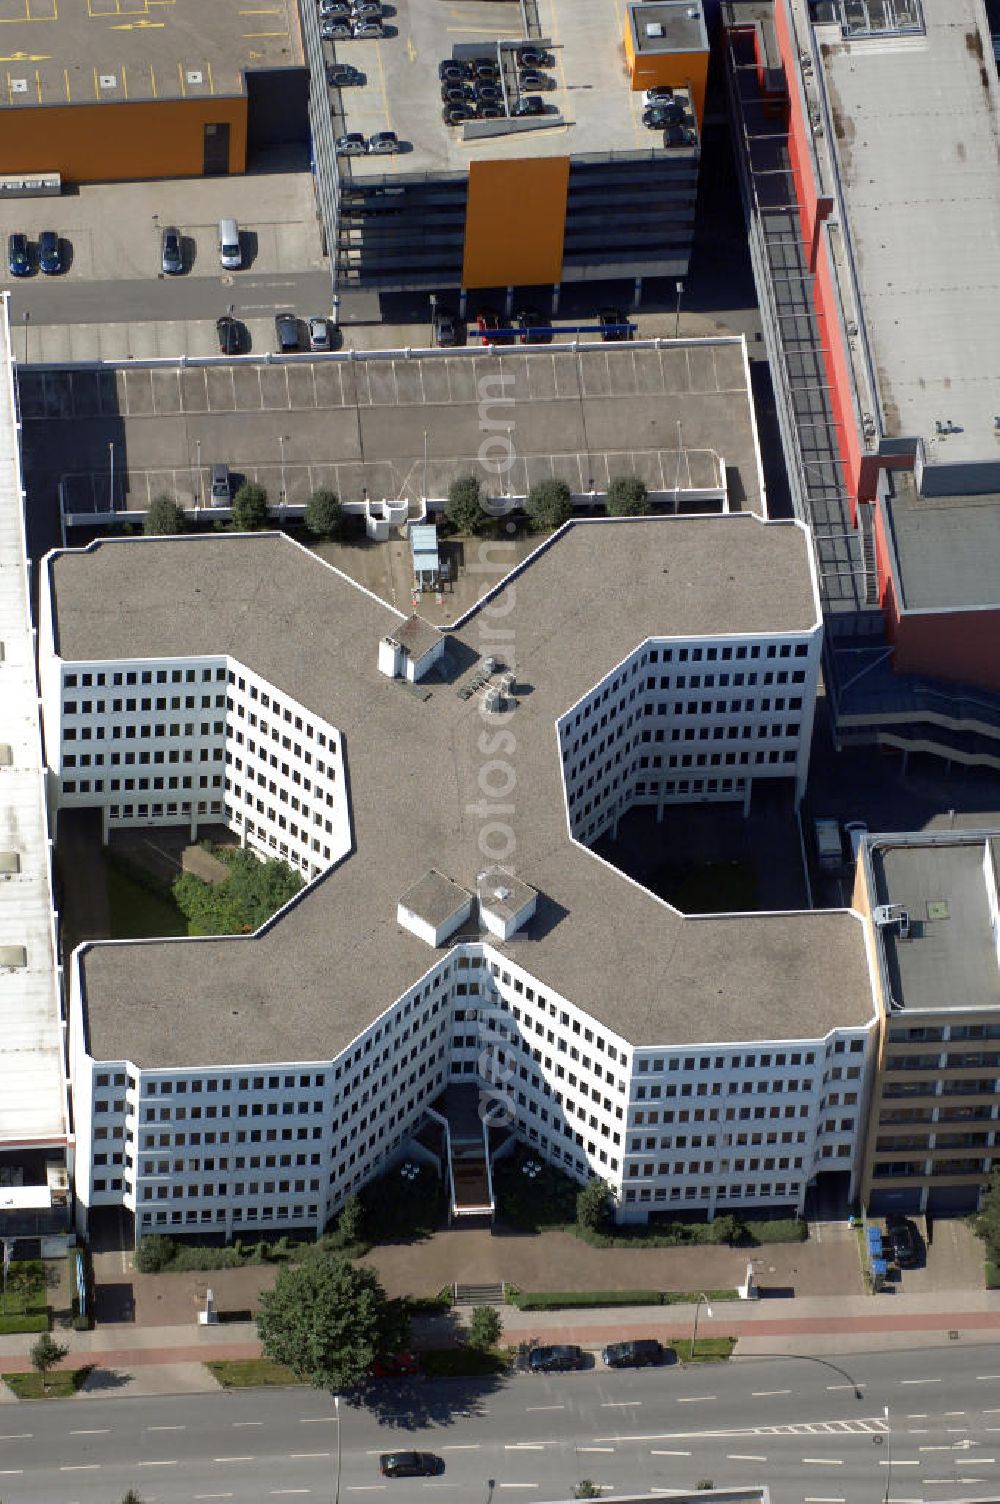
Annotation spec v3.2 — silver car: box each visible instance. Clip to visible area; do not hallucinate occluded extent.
[368,130,399,154]
[353,19,384,36]
[336,133,366,155]
[160,225,183,275]
[308,317,331,351]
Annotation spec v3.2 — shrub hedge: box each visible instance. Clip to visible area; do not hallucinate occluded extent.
[506,1287,737,1310]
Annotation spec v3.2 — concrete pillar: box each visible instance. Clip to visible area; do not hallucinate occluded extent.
[551,282,561,315]
[504,285,514,319]
[190,807,198,842]
[743,780,752,818]
[632,276,642,310]
[458,287,468,319]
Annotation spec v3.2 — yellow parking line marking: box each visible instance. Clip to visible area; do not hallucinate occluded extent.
[176,59,184,94]
[0,50,50,59]
[206,59,214,92]
[92,64,99,98]
[35,66,41,101]
[149,61,156,95]
[405,35,416,60]
[373,36,393,133]
[63,65,70,98]
[120,61,127,96]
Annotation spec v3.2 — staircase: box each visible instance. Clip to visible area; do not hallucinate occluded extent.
[437,1084,495,1222]
[454,1282,505,1306]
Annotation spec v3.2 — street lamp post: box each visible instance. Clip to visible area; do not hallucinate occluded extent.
[883,1405,892,1504]
[334,1393,342,1504]
[423,428,428,502]
[674,280,684,339]
[22,310,29,365]
[279,433,288,521]
[691,1292,713,1360]
[195,438,202,505]
[108,441,115,513]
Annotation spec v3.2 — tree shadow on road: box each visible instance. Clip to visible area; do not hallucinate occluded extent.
[345,1374,506,1430]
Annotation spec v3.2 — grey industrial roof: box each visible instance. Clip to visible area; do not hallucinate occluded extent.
[817,0,1000,470]
[871,835,1000,1015]
[49,517,875,1068]
[0,0,301,109]
[401,870,471,928]
[884,475,1000,611]
[628,1,710,54]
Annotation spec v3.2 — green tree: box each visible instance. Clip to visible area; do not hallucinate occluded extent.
[337,1193,364,1246]
[172,847,303,936]
[445,474,487,534]
[5,1261,42,1312]
[133,1235,176,1274]
[606,474,650,516]
[975,1167,1000,1261]
[121,1492,147,1504]
[29,1333,68,1393]
[304,488,343,540]
[576,1176,614,1235]
[232,480,269,531]
[144,494,186,536]
[256,1253,407,1391]
[526,477,572,532]
[468,1305,502,1350]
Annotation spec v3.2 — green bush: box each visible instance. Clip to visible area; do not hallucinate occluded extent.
[606,474,650,516]
[575,1216,738,1249]
[508,1290,663,1310]
[144,494,186,535]
[0,1312,49,1334]
[133,1235,176,1273]
[170,1245,248,1272]
[172,846,303,936]
[445,474,487,535]
[526,478,572,531]
[232,481,269,531]
[986,1260,1000,1289]
[304,488,342,540]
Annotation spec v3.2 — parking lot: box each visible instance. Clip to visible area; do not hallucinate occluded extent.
[18,340,764,547]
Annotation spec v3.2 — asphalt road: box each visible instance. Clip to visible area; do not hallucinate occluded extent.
[1,1345,998,1504]
[4,272,335,328]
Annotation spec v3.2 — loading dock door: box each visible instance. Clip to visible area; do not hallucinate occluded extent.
[203,122,231,175]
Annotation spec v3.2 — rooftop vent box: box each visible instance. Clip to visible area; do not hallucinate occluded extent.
[0,945,27,968]
[477,865,538,940]
[645,21,664,36]
[0,851,20,876]
[398,869,472,947]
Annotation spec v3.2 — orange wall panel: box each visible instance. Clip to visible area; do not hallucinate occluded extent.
[463,157,569,290]
[0,97,247,183]
[627,48,709,128]
[891,608,1000,693]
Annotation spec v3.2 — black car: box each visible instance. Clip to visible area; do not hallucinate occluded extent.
[8,232,30,277]
[477,101,504,118]
[529,1345,585,1373]
[328,62,363,86]
[512,94,545,116]
[517,46,553,67]
[598,307,631,341]
[602,1339,664,1368]
[472,58,499,79]
[887,1216,921,1268]
[442,103,474,125]
[380,1453,442,1478]
[38,231,62,275]
[216,314,244,355]
[474,81,501,102]
[441,82,472,103]
[434,309,461,347]
[517,308,551,344]
[438,59,470,81]
[518,68,552,89]
[663,123,698,146]
[275,311,299,352]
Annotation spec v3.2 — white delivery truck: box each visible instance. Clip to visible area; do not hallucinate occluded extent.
[813,817,843,872]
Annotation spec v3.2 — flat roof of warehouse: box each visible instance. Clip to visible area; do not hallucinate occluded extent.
[46,518,874,1068]
[871,835,1000,1014]
[0,0,302,109]
[884,475,1000,611]
[335,0,700,176]
[816,0,1000,469]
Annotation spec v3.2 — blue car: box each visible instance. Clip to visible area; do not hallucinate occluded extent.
[8,233,30,277]
[38,231,61,275]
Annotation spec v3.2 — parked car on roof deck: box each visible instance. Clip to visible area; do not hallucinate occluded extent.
[275,311,299,352]
[38,231,62,275]
[336,132,366,155]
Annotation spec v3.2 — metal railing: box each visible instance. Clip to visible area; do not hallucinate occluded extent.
[298,0,341,293]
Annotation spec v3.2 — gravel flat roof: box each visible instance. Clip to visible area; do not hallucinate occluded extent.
[48,518,875,1068]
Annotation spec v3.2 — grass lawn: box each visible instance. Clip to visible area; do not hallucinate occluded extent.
[2,1367,92,1398]
[677,1337,736,1363]
[420,1346,512,1378]
[0,1312,49,1334]
[107,861,189,939]
[207,1358,304,1388]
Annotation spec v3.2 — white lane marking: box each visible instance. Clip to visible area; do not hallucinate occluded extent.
[752,1390,791,1398]
[919,1446,952,1452]
[676,1396,716,1403]
[901,1378,941,1386]
[907,1414,929,1419]
[802,1459,843,1467]
[0,1435,31,1440]
[803,1497,845,1502]
[272,1493,312,1497]
[498,1486,538,1491]
[290,1453,331,1459]
[213,1456,256,1463]
[70,1429,110,1435]
[300,1417,335,1423]
[60,1465,101,1472]
[138,1459,179,1467]
[195,1495,235,1500]
[442,1445,481,1451]
[827,1385,859,1392]
[148,1425,186,1431]
[526,1405,564,1412]
[957,1458,996,1465]
[908,1429,929,1434]
[944,1411,966,1417]
[233,1421,264,1427]
[0,1471,24,1476]
[505,1443,545,1450]
[977,1375,1000,1381]
[728,1455,767,1462]
[347,1487,386,1492]
[650,1450,691,1457]
[578,1447,615,1453]
[602,1402,640,1408]
[878,1460,919,1467]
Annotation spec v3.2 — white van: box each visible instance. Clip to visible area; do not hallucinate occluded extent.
[218,219,242,270]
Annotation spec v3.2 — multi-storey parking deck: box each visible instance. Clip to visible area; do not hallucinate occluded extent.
[40,515,878,1238]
